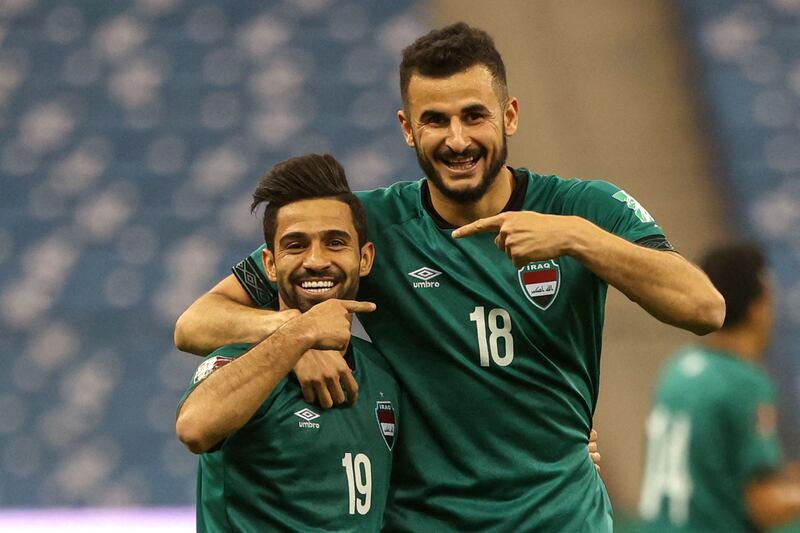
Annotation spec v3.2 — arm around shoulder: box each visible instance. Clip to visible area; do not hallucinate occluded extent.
[174,274,299,356]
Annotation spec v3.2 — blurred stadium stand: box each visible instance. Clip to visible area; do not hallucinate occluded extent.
[0,0,423,509]
[681,0,800,455]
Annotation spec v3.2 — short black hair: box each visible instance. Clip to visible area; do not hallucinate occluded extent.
[399,22,508,105]
[251,153,368,250]
[700,243,767,329]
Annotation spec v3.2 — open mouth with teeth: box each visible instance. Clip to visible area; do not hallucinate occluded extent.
[298,279,338,295]
[442,155,480,172]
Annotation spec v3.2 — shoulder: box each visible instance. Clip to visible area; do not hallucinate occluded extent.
[356,180,424,229]
[517,168,623,212]
[525,169,664,238]
[191,344,251,384]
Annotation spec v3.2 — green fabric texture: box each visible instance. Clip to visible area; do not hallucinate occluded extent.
[181,339,401,532]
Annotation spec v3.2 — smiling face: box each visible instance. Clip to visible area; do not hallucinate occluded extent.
[262,198,374,312]
[398,65,518,203]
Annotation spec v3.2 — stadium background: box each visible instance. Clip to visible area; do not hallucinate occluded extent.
[0,0,797,530]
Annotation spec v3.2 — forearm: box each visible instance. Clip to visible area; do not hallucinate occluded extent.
[174,292,293,356]
[176,324,313,453]
[569,218,725,335]
[747,476,800,529]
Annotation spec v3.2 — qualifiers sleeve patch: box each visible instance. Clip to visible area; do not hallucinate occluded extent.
[193,355,233,385]
[232,256,277,308]
[612,190,655,224]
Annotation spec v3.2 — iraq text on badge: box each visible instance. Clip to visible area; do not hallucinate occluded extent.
[375,401,396,450]
[518,259,560,310]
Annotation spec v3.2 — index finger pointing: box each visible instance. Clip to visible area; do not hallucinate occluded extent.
[342,300,377,313]
[451,214,505,238]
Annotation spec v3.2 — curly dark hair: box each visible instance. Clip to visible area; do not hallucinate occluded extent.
[251,154,367,250]
[399,22,508,105]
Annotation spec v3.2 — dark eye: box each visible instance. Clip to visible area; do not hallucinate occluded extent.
[328,239,346,247]
[285,242,305,251]
[423,115,447,126]
[465,112,484,122]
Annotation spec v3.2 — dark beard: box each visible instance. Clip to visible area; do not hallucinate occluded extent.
[281,269,357,313]
[416,137,508,204]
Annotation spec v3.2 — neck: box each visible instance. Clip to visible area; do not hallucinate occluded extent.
[703,329,762,362]
[429,166,516,227]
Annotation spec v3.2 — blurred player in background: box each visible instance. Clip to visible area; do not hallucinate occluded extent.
[639,243,800,532]
[175,154,400,531]
[175,23,723,530]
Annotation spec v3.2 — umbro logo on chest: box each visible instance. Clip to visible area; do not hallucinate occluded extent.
[294,408,321,429]
[408,266,441,288]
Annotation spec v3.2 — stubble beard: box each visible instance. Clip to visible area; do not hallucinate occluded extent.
[416,136,508,204]
[280,270,359,313]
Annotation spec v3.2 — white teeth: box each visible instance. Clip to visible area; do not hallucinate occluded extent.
[444,156,478,169]
[300,280,334,289]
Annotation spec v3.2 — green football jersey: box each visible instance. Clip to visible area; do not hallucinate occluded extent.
[180,339,401,532]
[639,346,782,533]
[235,168,669,531]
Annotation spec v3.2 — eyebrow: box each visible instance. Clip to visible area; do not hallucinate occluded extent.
[278,229,353,245]
[419,104,490,123]
[462,104,489,115]
[322,229,352,241]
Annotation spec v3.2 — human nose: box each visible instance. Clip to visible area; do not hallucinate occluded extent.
[445,117,470,153]
[303,241,331,270]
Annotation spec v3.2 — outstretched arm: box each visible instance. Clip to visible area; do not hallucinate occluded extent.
[174,274,299,356]
[175,299,376,454]
[747,464,800,529]
[453,212,725,335]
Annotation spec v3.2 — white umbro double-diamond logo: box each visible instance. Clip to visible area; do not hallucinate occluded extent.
[294,408,321,428]
[408,267,441,281]
[408,267,442,288]
[294,408,320,421]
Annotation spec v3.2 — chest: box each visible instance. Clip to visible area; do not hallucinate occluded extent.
[365,222,602,336]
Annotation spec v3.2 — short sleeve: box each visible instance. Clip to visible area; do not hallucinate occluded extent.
[177,344,252,412]
[562,180,673,247]
[733,376,783,481]
[231,244,278,309]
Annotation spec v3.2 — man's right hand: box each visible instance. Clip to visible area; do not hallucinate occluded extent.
[288,299,376,408]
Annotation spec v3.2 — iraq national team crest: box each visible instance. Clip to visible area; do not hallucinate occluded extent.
[518,259,561,310]
[375,401,396,450]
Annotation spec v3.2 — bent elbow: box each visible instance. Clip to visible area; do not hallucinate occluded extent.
[690,290,726,336]
[176,413,211,455]
[174,311,193,353]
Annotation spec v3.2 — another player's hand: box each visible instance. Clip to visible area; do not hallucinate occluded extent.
[588,428,601,472]
[452,212,582,268]
[293,349,359,409]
